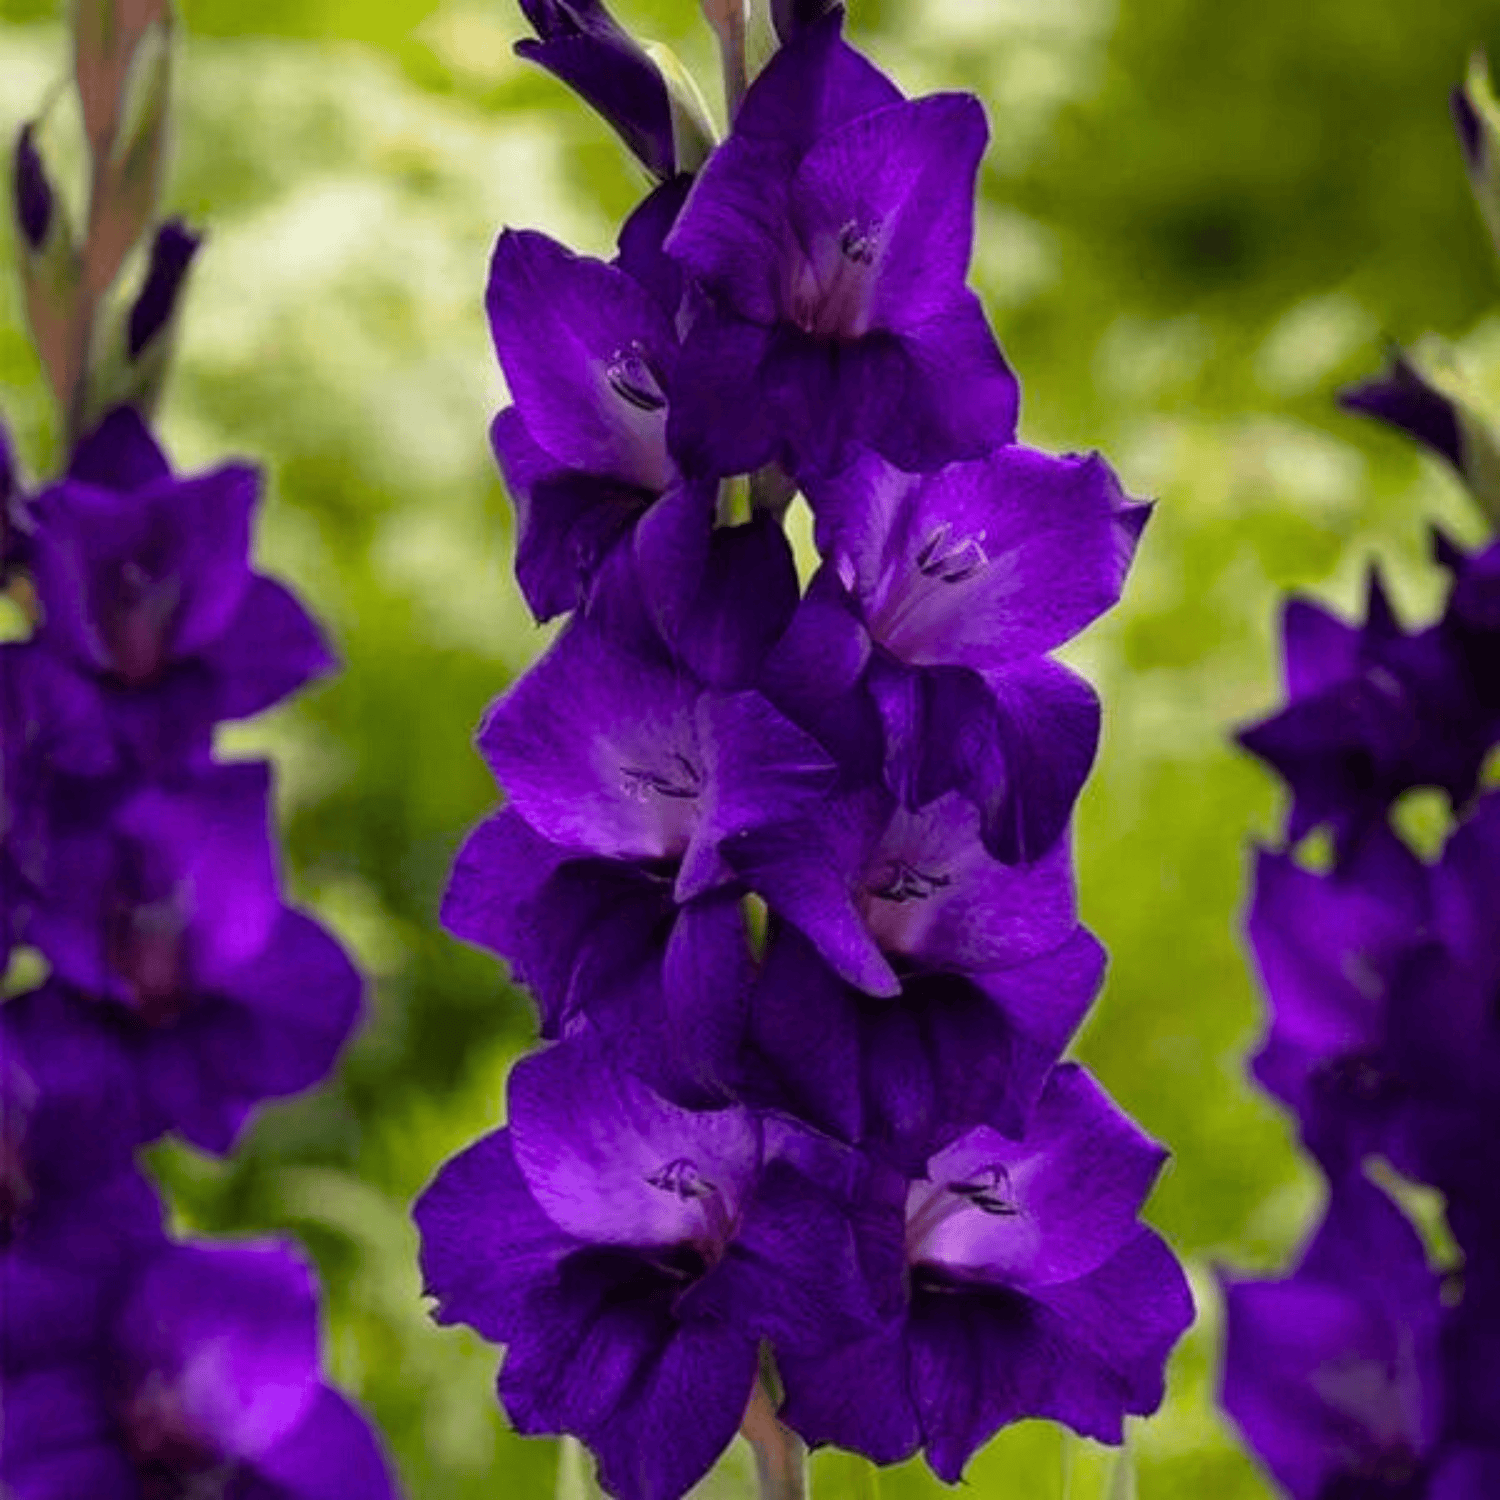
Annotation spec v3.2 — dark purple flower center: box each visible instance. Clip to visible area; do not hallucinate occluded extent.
[606,343,668,413]
[645,1154,734,1261]
[118,1371,232,1500]
[102,555,184,686]
[785,217,884,340]
[106,841,192,1026]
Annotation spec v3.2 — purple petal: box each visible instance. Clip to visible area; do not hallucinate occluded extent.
[507,1038,760,1248]
[0,1363,134,1500]
[680,689,838,899]
[1340,352,1464,470]
[614,175,692,318]
[113,1240,324,1462]
[202,575,337,721]
[1281,595,1360,700]
[689,1157,885,1355]
[256,1387,397,1500]
[1220,1175,1443,1500]
[778,1328,920,1466]
[664,316,784,476]
[440,808,569,962]
[414,1126,579,1344]
[911,1228,1191,1479]
[487,230,677,492]
[499,1250,758,1500]
[67,407,171,490]
[479,617,702,863]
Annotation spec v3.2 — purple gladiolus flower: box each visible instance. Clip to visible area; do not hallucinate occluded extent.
[1221,1174,1445,1500]
[1238,570,1496,853]
[664,12,1019,477]
[514,0,677,180]
[777,1064,1192,1479]
[1245,828,1431,1175]
[27,408,333,765]
[486,225,714,622]
[415,1038,887,1500]
[24,763,362,1152]
[799,443,1147,859]
[0,1238,397,1499]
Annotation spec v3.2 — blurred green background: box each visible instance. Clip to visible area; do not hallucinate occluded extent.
[2,0,1498,1494]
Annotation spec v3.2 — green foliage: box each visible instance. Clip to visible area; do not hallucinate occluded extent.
[4,0,1498,1494]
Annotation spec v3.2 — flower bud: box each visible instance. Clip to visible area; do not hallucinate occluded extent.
[1452,52,1500,260]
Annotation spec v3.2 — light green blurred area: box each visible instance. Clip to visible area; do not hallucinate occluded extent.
[2,0,1498,1494]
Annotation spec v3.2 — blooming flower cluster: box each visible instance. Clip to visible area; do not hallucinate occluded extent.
[1221,58,1500,1500]
[416,5,1192,1496]
[2,10,395,1495]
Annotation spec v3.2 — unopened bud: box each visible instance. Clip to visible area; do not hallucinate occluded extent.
[1452,52,1500,260]
[642,43,718,174]
[127,218,200,358]
[12,124,53,251]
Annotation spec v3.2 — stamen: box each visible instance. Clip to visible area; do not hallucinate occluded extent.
[948,1164,1020,1217]
[869,859,951,903]
[621,753,703,801]
[645,1157,716,1200]
[606,344,667,413]
[838,219,878,266]
[915,524,988,584]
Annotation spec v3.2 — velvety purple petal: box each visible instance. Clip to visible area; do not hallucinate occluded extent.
[490,407,644,623]
[171,908,363,1149]
[614,175,692,318]
[630,478,716,648]
[1429,1450,1500,1500]
[479,617,702,863]
[0,1362,135,1500]
[665,316,783,477]
[1340,353,1464,470]
[255,1387,396,1500]
[973,926,1107,1062]
[1220,1175,1443,1500]
[688,1158,884,1356]
[666,513,800,690]
[507,1038,760,1248]
[722,788,898,996]
[744,927,867,1141]
[909,1066,1168,1290]
[778,1328,920,1466]
[656,891,754,1104]
[885,291,1020,467]
[415,1126,579,1344]
[68,406,171,489]
[113,1240,323,1462]
[858,792,1077,973]
[499,1249,759,1500]
[681,689,838,899]
[515,35,674,180]
[911,1228,1191,1480]
[440,808,569,961]
[1281,596,1361,700]
[488,230,677,492]
[203,575,337,721]
[789,95,985,333]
